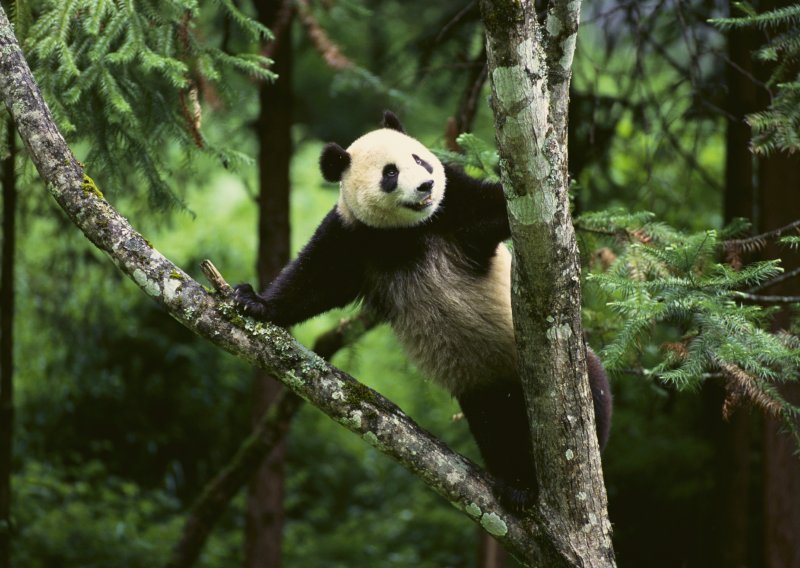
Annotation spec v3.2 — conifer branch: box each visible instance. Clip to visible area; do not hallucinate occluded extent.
[446,44,488,152]
[747,266,800,293]
[724,219,800,253]
[718,361,793,423]
[734,292,800,304]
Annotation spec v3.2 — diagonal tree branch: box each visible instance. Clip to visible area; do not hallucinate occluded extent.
[167,388,302,568]
[0,8,557,566]
[166,310,377,568]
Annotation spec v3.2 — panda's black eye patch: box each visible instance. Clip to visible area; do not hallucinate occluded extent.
[412,154,433,174]
[381,163,399,193]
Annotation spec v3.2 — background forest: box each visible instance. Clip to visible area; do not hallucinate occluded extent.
[1,0,799,567]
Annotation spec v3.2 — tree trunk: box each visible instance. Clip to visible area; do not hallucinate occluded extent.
[722,1,800,564]
[707,16,761,567]
[0,119,15,568]
[477,527,507,568]
[245,2,294,567]
[479,2,614,566]
[757,152,800,568]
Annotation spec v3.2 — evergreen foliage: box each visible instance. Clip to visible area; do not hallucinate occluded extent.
[579,209,800,446]
[19,0,275,208]
[713,2,800,154]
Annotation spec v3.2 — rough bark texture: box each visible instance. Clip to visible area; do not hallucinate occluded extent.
[0,117,15,568]
[246,2,294,566]
[0,9,560,565]
[479,1,615,566]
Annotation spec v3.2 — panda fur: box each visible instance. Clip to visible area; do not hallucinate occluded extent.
[235,111,612,508]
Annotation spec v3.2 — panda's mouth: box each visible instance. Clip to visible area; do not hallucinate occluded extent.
[402,195,434,212]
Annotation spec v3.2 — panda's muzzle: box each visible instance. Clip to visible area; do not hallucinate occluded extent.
[403,181,434,211]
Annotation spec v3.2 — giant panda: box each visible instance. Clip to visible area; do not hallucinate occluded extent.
[235,111,612,508]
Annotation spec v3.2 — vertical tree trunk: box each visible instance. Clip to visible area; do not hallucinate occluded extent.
[757,152,800,568]
[479,2,614,565]
[477,526,507,568]
[0,120,16,568]
[245,2,293,567]
[707,17,761,568]
[728,2,800,565]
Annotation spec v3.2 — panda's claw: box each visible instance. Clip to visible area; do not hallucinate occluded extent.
[233,283,268,318]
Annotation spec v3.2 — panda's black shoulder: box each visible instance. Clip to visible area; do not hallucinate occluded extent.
[302,206,370,258]
[440,163,503,210]
[443,163,498,191]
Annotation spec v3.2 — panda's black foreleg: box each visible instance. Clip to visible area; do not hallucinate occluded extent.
[457,381,538,511]
[233,283,274,320]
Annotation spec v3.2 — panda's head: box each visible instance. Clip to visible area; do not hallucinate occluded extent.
[319,111,446,229]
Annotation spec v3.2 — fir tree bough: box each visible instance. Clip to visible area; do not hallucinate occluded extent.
[712,3,800,154]
[578,209,800,447]
[17,0,275,208]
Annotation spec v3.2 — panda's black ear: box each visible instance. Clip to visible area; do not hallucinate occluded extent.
[382,111,406,133]
[320,143,351,182]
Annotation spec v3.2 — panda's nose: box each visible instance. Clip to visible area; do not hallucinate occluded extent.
[416,180,433,194]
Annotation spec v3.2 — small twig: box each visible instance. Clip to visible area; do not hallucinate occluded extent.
[734,291,800,304]
[619,367,724,380]
[200,259,233,295]
[435,1,477,44]
[747,266,800,293]
[724,219,800,252]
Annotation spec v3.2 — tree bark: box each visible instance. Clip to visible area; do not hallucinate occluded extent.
[0,9,569,564]
[246,2,294,566]
[0,116,16,568]
[479,1,614,566]
[757,152,800,568]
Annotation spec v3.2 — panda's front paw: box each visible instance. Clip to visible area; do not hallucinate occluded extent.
[233,283,269,319]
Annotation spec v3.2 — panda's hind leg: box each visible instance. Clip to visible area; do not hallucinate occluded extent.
[457,357,612,511]
[457,380,538,511]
